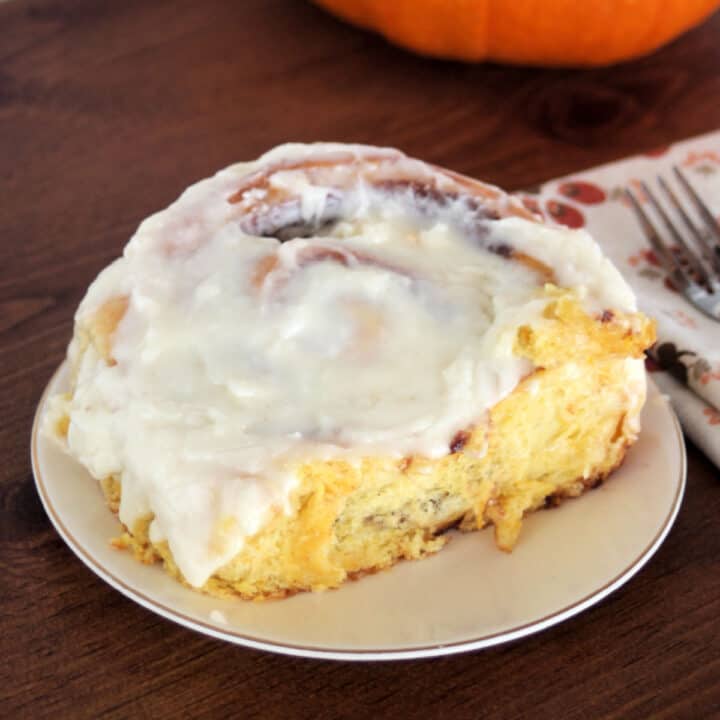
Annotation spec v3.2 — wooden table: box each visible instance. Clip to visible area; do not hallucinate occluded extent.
[2,2,720,717]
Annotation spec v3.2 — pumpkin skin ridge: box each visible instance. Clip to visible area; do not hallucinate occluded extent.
[312,0,720,67]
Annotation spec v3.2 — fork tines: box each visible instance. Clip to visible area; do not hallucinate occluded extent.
[626,165,720,321]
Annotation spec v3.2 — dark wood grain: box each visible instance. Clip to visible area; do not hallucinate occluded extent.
[2,1,720,718]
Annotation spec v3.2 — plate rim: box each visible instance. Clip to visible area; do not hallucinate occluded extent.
[31,364,687,661]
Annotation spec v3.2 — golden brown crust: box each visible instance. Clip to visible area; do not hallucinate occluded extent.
[515,292,656,367]
[88,295,129,364]
[91,336,647,600]
[99,421,636,601]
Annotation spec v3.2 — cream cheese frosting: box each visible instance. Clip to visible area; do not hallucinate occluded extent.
[46,143,639,587]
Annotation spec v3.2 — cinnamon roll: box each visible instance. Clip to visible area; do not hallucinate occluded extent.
[45,144,655,599]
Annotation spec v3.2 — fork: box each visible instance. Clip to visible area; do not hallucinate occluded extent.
[626,166,720,321]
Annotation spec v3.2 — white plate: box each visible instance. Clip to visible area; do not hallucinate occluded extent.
[32,365,685,661]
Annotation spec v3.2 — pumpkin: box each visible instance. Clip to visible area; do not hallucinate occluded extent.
[312,0,720,67]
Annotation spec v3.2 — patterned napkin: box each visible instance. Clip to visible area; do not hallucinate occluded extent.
[524,130,720,468]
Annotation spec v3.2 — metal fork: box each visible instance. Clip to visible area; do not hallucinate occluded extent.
[626,166,720,321]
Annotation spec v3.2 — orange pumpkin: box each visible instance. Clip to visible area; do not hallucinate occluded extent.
[313,0,720,66]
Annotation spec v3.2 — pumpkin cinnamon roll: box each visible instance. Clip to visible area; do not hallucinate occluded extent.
[45,143,655,599]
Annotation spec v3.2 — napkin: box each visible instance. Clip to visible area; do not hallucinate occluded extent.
[528,130,720,468]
